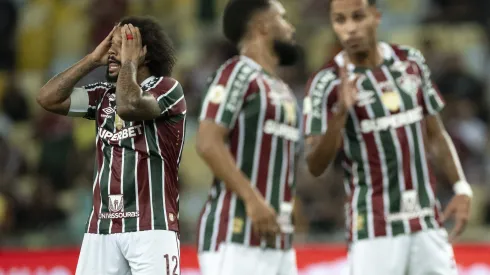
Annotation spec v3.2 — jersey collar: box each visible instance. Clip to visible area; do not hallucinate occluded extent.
[140,76,158,87]
[334,41,395,73]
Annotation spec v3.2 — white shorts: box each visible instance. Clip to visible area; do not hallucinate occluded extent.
[349,229,457,275]
[76,230,180,275]
[198,243,298,275]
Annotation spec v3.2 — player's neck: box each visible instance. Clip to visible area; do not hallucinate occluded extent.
[240,41,278,77]
[348,44,384,68]
[136,67,152,85]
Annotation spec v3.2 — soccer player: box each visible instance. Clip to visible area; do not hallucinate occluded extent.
[303,0,472,274]
[196,1,300,274]
[37,16,185,275]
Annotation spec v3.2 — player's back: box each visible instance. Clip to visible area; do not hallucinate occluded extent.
[198,56,300,251]
[304,42,446,241]
[84,76,186,235]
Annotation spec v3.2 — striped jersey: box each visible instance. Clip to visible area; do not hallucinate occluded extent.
[303,43,446,242]
[197,56,300,251]
[76,76,186,234]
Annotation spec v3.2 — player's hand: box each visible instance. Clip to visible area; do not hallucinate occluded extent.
[245,192,280,238]
[89,26,116,67]
[442,194,471,242]
[336,56,358,116]
[121,24,147,65]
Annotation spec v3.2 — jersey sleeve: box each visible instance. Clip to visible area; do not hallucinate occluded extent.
[199,60,256,129]
[303,68,339,136]
[68,82,111,120]
[146,78,186,117]
[407,48,445,115]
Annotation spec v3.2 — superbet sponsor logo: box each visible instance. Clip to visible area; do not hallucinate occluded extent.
[264,120,300,142]
[360,106,423,133]
[98,125,143,141]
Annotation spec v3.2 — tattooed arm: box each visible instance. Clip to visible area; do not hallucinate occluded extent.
[115,24,161,121]
[37,27,116,116]
[37,56,99,115]
[115,60,161,121]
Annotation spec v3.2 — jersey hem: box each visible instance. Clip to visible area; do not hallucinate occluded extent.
[86,225,179,235]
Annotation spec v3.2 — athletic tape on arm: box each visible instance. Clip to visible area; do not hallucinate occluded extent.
[68,87,90,117]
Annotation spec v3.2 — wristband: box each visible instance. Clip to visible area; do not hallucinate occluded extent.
[453,180,473,198]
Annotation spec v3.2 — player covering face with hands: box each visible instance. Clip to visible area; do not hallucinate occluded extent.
[37,17,186,275]
[303,0,471,274]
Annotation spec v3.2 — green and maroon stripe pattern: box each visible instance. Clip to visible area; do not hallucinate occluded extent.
[86,77,186,234]
[303,43,445,241]
[198,57,299,251]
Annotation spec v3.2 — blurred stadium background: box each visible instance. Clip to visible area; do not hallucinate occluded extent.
[0,0,489,274]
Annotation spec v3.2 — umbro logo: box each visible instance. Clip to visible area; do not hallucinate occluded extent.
[102,107,115,115]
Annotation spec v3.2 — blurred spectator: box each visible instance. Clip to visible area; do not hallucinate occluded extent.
[34,112,75,191]
[446,99,487,183]
[0,116,27,187]
[436,54,487,121]
[1,80,30,122]
[13,176,67,232]
[181,39,237,116]
[88,0,127,50]
[0,0,18,72]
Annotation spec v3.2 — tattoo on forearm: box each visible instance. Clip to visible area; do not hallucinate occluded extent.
[116,61,140,106]
[46,58,96,100]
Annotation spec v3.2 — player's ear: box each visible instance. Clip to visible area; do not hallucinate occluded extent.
[250,12,269,37]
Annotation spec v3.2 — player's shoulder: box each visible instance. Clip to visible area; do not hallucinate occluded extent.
[142,76,184,96]
[211,55,261,84]
[388,43,426,62]
[306,58,340,95]
[83,82,114,91]
[311,58,340,79]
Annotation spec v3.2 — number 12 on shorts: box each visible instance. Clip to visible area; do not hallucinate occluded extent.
[164,254,179,275]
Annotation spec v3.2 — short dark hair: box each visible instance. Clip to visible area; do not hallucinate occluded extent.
[223,0,271,45]
[119,16,176,77]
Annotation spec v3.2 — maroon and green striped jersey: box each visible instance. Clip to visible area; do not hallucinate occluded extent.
[77,76,186,234]
[303,43,446,242]
[197,56,300,252]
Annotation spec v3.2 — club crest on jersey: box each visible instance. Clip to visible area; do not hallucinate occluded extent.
[108,194,124,213]
[381,91,401,112]
[207,85,226,104]
[107,94,116,101]
[397,75,421,96]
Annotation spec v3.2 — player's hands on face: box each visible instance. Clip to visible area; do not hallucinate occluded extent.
[337,55,358,116]
[245,192,280,239]
[442,194,471,242]
[120,24,147,65]
[90,26,116,66]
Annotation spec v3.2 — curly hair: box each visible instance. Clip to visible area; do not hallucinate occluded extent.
[119,16,176,77]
